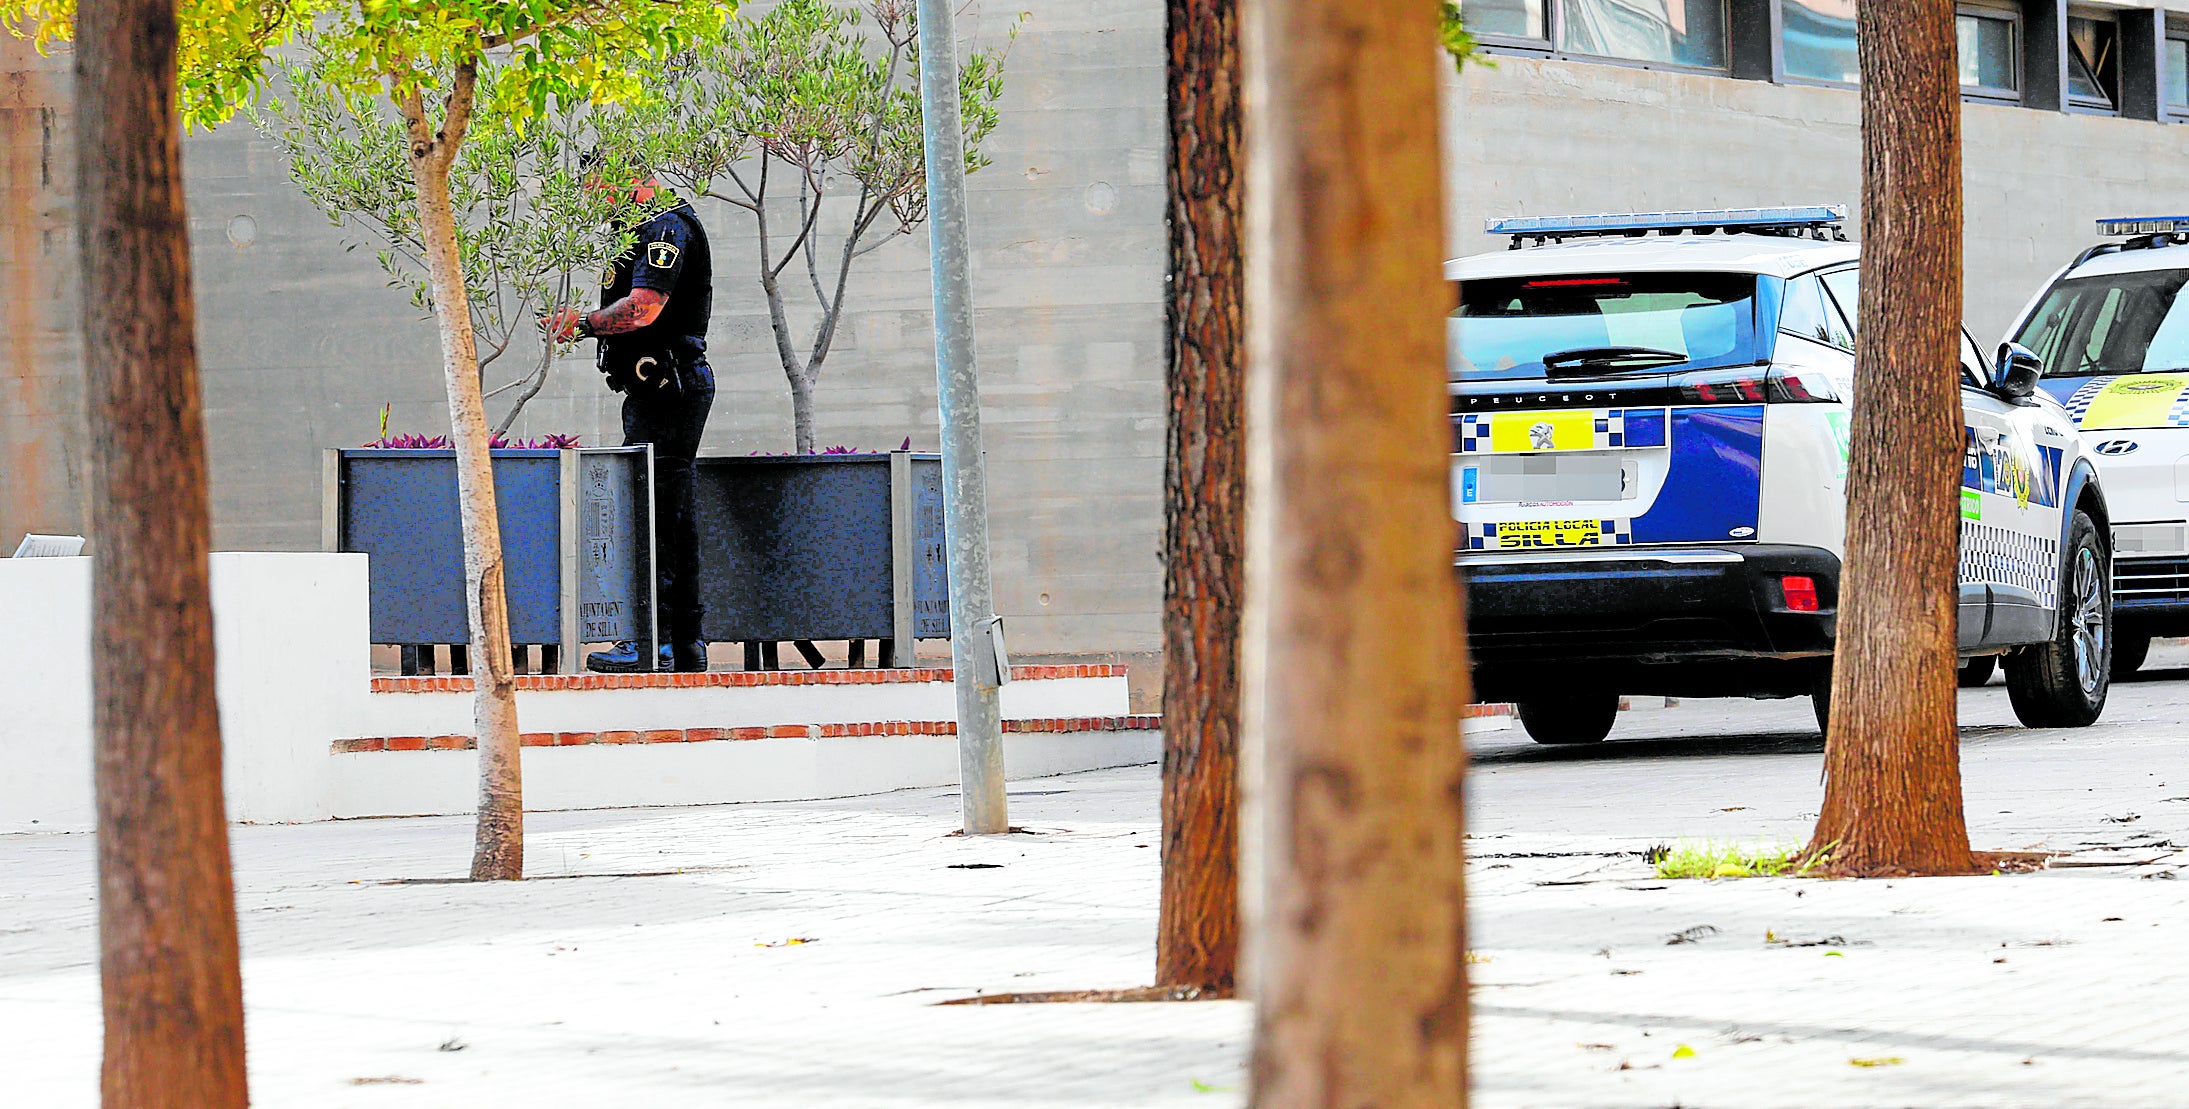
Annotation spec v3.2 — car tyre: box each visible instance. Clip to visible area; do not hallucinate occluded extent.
[1956,655,1998,688]
[1517,691,1618,745]
[1810,663,1832,736]
[2113,632,2151,680]
[2005,511,2111,729]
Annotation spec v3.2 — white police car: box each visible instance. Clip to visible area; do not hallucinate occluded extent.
[2006,216,2189,678]
[1451,207,2113,744]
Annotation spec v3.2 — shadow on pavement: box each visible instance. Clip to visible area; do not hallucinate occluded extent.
[1472,730,1825,766]
[2118,666,2189,684]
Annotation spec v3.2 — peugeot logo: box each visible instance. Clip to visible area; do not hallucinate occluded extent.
[1529,422,1557,450]
[2096,439,2141,456]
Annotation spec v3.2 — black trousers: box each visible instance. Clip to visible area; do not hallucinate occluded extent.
[620,359,715,645]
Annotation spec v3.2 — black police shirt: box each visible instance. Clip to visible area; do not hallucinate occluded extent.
[600,199,712,356]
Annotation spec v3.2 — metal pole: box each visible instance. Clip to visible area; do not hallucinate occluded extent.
[916,0,1008,834]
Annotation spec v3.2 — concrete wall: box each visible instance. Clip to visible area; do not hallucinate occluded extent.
[1441,55,2189,342]
[0,553,370,832]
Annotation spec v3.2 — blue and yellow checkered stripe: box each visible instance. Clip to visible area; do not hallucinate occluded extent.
[1454,408,1669,454]
[1460,518,1636,551]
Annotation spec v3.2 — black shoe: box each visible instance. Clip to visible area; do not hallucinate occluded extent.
[670,640,709,673]
[587,641,673,673]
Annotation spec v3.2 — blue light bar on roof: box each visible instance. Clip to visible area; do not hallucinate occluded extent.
[1486,205,1848,237]
[2097,216,2189,237]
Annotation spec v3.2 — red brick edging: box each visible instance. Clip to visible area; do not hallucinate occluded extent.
[371,663,1125,694]
[332,714,1166,753]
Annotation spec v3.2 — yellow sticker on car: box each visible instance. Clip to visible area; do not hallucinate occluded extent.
[1494,519,1606,548]
[2081,374,2189,430]
[1488,409,1598,453]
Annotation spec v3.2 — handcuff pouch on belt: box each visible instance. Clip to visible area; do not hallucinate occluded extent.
[598,341,687,396]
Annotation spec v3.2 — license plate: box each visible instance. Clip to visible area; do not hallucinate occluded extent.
[1494,519,1607,549]
[1456,452,1634,505]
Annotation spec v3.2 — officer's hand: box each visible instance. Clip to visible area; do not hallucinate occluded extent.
[542,307,588,343]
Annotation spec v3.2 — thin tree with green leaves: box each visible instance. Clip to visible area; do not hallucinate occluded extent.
[254,47,662,437]
[4,0,734,882]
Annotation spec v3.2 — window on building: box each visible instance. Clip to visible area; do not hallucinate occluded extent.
[1462,0,1546,39]
[1460,0,1729,69]
[1783,1,2018,97]
[2067,13,2120,113]
[1782,0,1859,84]
[1957,7,2019,97]
[2165,30,2189,113]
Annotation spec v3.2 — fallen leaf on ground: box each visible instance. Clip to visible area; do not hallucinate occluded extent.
[757,937,819,948]
[1848,1056,1904,1068]
[1671,1044,1697,1059]
[1189,1078,1236,1093]
[349,1076,424,1085]
[1665,925,1719,945]
[1577,1042,1615,1051]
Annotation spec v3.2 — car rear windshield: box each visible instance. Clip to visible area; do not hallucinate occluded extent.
[1451,272,1764,382]
[2012,268,2189,378]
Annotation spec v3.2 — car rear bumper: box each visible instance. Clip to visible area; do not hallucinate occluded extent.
[1458,544,1840,690]
[2114,555,2189,633]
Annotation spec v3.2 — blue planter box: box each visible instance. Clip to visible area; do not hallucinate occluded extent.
[323,447,657,669]
[693,452,949,662]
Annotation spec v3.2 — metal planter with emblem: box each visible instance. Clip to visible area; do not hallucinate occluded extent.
[323,446,658,673]
[691,451,949,668]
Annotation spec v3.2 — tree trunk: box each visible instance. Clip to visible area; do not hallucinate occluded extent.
[402,76,526,881]
[1806,0,1978,878]
[1241,0,1469,1103]
[789,367,817,454]
[75,0,249,1101]
[1156,0,1244,998]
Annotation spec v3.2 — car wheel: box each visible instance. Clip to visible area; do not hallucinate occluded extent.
[2113,632,2152,680]
[2005,511,2111,728]
[1956,655,1998,688]
[1517,691,1618,745]
[1810,663,1832,736]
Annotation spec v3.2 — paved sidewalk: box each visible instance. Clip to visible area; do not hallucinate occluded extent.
[4,660,2188,1106]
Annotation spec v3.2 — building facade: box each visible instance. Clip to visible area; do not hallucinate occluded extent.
[7,0,2189,689]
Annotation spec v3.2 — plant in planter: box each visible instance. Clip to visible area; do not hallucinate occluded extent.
[595,0,1011,453]
[256,47,671,438]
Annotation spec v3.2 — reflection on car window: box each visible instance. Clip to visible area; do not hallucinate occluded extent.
[2011,268,2189,378]
[1960,329,1988,387]
[1779,274,1842,348]
[1451,272,1763,381]
[1819,268,1860,344]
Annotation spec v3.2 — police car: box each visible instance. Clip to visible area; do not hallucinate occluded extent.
[1451,206,2113,744]
[2005,216,2189,679]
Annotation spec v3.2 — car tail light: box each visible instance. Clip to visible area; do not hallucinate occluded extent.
[1781,575,1820,613]
[1763,367,1842,403]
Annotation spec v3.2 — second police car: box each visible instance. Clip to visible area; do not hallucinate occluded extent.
[2006,216,2189,679]
[1450,206,2113,744]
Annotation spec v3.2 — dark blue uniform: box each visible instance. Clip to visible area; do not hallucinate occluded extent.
[599,200,714,667]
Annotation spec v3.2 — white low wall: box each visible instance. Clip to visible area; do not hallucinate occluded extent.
[330,729,1162,818]
[0,553,371,833]
[355,674,1131,738]
[1,553,1153,832]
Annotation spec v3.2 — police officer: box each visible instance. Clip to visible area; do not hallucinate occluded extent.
[547,165,714,673]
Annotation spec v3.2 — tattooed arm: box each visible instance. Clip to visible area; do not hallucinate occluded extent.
[544,288,668,341]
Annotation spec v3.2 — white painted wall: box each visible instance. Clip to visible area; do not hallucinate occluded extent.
[1,553,1148,831]
[329,729,1163,818]
[354,674,1132,738]
[0,553,370,833]
[0,558,94,832]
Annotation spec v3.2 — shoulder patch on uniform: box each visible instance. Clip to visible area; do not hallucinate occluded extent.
[646,241,681,270]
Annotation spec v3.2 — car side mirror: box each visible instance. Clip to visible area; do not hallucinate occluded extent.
[1993,342,2043,404]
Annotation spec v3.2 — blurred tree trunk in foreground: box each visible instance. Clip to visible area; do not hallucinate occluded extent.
[1157,0,1245,998]
[1806,0,1981,878]
[75,0,251,1101]
[1241,0,1470,1102]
